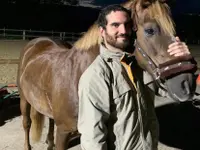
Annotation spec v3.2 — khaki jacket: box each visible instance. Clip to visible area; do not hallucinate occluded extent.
[78,45,159,150]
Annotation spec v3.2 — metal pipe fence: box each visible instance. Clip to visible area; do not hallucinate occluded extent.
[0,28,82,42]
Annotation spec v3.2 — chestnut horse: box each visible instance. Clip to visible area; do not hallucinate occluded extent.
[17,0,196,150]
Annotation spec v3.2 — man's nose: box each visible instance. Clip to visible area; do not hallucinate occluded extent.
[119,24,127,33]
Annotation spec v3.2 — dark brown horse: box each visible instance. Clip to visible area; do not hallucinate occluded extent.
[17,0,196,150]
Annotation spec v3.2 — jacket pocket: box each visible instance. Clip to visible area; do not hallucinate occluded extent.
[112,78,132,99]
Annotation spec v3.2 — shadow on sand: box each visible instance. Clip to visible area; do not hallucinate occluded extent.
[2,97,200,149]
[0,97,80,149]
[156,101,200,150]
[0,97,21,126]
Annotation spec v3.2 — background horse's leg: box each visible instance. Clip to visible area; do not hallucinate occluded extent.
[45,118,55,150]
[56,127,71,150]
[30,107,45,143]
[20,94,32,150]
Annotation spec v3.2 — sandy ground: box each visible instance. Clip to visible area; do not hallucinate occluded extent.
[0,116,81,150]
[0,115,181,150]
[0,40,27,84]
[0,40,200,150]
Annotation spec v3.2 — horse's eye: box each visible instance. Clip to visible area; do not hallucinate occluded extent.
[145,28,155,36]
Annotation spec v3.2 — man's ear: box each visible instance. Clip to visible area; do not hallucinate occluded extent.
[99,26,104,35]
[99,26,105,42]
[99,26,106,40]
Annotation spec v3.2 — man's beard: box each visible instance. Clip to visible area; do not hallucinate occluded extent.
[105,32,130,49]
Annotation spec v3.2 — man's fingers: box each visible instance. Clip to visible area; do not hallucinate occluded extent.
[168,42,186,50]
[175,36,181,42]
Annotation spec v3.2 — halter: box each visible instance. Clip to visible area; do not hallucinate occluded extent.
[134,40,196,91]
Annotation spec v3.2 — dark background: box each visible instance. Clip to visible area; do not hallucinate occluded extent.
[0,0,199,43]
[0,3,100,32]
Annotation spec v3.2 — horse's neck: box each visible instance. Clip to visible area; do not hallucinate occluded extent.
[68,44,100,69]
[73,44,100,56]
[54,39,72,49]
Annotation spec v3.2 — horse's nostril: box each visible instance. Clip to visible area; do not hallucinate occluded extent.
[183,80,190,95]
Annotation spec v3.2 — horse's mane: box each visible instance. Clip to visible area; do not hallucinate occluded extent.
[74,22,101,51]
[74,0,175,51]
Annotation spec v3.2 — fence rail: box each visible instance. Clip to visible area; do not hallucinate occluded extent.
[0,28,82,42]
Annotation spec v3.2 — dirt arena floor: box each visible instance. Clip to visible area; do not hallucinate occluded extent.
[0,40,200,150]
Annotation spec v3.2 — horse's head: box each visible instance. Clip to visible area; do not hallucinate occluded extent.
[124,0,197,102]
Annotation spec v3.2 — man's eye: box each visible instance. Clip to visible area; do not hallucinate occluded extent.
[112,23,119,27]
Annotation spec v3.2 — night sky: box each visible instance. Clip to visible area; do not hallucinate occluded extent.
[92,0,200,14]
[172,0,200,14]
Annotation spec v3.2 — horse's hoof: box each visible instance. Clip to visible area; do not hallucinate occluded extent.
[47,145,55,150]
[46,142,55,150]
[24,144,32,150]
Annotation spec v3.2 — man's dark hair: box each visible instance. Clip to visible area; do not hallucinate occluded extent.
[97,4,131,29]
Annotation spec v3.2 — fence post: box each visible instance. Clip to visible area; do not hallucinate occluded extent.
[23,30,26,40]
[63,32,65,40]
[60,32,62,40]
[72,33,74,42]
[3,28,5,38]
[52,30,54,38]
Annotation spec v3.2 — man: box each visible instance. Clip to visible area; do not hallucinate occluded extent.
[78,4,191,150]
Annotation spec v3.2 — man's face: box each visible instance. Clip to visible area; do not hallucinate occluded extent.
[101,11,132,49]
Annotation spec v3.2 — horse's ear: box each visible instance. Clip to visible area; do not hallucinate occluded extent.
[121,1,134,11]
[121,1,138,31]
[140,0,167,7]
[159,0,167,3]
[140,0,155,8]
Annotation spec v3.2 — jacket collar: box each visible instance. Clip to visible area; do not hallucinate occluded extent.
[100,44,127,60]
[100,44,135,65]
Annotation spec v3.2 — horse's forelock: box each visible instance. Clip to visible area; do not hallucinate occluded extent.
[148,1,175,35]
[74,23,101,51]
[136,0,175,36]
[139,0,167,7]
